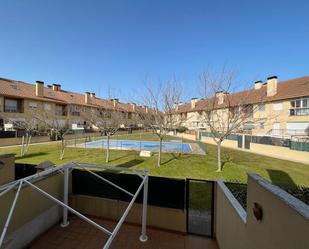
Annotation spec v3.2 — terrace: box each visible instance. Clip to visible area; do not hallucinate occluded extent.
[0,153,309,249]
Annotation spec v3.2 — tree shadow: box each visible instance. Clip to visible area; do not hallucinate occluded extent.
[267,169,297,188]
[161,153,182,165]
[108,153,133,162]
[221,153,232,170]
[103,159,145,174]
[15,152,49,160]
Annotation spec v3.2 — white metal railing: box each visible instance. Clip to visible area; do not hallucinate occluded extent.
[0,162,149,249]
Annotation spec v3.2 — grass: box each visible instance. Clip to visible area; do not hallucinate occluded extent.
[1,133,309,188]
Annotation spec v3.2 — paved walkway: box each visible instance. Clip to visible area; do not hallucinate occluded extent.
[29,216,219,249]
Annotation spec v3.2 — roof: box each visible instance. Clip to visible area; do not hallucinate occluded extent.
[0,77,139,113]
[176,76,309,113]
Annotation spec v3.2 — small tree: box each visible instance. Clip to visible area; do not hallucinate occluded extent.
[138,80,183,166]
[33,110,69,160]
[5,116,37,157]
[199,69,266,172]
[83,101,128,162]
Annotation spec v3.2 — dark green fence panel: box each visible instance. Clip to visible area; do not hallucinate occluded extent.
[290,141,309,152]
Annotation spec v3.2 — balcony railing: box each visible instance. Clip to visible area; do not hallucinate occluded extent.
[55,110,67,116]
[290,108,309,116]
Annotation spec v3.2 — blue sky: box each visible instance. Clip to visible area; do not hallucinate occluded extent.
[0,0,309,101]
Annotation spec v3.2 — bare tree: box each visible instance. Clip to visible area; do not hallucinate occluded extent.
[137,79,184,166]
[5,116,37,157]
[199,69,266,172]
[83,100,129,162]
[33,109,69,160]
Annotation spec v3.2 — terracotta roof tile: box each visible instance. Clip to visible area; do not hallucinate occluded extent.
[177,76,309,113]
[0,77,138,112]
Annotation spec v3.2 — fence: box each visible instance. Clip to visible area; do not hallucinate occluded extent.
[198,131,238,141]
[15,163,37,180]
[199,130,309,152]
[290,141,309,152]
[72,169,186,210]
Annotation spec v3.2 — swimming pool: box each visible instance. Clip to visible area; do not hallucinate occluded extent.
[82,139,193,153]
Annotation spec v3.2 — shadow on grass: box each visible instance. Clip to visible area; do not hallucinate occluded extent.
[267,169,296,188]
[161,153,182,165]
[103,159,145,174]
[221,153,232,170]
[16,152,49,160]
[108,153,133,162]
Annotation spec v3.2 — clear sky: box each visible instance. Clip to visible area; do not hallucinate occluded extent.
[1,0,309,101]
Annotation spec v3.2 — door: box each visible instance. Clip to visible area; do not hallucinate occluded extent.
[187,179,214,237]
[245,135,251,149]
[237,135,242,148]
[273,123,280,136]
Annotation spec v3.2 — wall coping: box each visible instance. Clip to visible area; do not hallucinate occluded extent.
[217,180,247,223]
[0,153,15,159]
[248,173,309,220]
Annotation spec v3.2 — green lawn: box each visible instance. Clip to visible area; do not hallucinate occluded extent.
[1,133,309,188]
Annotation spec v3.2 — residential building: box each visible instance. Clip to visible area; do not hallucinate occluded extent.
[0,77,146,131]
[175,76,309,137]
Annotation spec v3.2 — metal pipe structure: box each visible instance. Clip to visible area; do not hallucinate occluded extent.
[0,162,149,249]
[0,181,23,248]
[103,175,147,249]
[61,166,70,227]
[0,182,18,198]
[82,168,134,197]
[23,180,112,236]
[139,172,149,242]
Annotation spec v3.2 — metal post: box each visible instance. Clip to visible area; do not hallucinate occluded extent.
[0,181,23,247]
[61,166,70,227]
[139,172,148,242]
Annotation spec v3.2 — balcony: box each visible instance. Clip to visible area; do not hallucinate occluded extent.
[0,155,308,249]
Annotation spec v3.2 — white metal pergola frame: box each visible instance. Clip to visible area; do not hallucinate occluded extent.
[0,162,149,249]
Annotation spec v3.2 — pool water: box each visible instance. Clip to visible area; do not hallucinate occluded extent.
[83,139,193,153]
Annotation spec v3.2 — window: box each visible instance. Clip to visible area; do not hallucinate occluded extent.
[258,104,265,112]
[70,105,81,116]
[243,122,255,130]
[55,104,67,116]
[273,102,283,111]
[4,98,23,113]
[29,102,38,108]
[290,98,309,116]
[259,122,264,129]
[44,104,51,111]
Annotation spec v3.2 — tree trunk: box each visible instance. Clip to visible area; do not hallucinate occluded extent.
[21,135,25,156]
[217,141,222,172]
[158,138,163,167]
[60,137,65,160]
[106,135,110,163]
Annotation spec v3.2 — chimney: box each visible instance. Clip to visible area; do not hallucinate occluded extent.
[113,98,119,107]
[131,103,136,111]
[215,91,225,105]
[191,98,198,109]
[52,84,58,91]
[267,76,278,97]
[85,92,90,104]
[174,103,178,111]
[254,80,263,90]
[35,81,44,97]
[90,92,96,98]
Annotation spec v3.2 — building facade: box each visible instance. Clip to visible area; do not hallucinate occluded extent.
[175,76,309,137]
[0,78,146,131]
